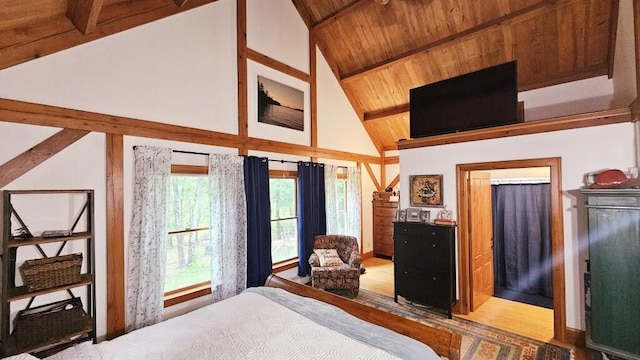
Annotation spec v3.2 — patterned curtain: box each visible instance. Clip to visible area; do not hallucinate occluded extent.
[346,166,362,242]
[126,146,172,332]
[324,164,339,234]
[209,154,248,301]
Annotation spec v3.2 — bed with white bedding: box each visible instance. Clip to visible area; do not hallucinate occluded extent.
[6,275,461,360]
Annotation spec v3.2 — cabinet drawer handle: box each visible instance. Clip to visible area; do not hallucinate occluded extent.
[432,244,437,248]
[432,276,437,281]
[403,229,408,232]
[404,271,409,275]
[431,232,436,235]
[404,240,408,244]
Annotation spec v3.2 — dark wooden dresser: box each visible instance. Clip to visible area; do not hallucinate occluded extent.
[372,199,397,257]
[393,222,456,318]
[581,188,640,360]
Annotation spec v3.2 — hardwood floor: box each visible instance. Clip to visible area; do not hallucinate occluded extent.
[360,257,590,360]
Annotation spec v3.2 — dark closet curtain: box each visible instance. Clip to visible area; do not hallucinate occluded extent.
[492,183,553,298]
[244,156,273,287]
[297,161,326,277]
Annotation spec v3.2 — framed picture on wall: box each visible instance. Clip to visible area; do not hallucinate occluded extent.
[410,174,443,207]
[257,75,304,131]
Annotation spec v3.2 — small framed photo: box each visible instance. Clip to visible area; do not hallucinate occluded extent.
[410,174,443,207]
[406,207,421,222]
[396,209,407,222]
[419,210,431,223]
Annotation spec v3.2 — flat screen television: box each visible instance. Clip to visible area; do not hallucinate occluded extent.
[409,61,519,138]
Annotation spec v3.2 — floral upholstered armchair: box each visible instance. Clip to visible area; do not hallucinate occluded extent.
[308,234,362,296]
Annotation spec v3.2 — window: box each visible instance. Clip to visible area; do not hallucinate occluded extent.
[269,171,298,264]
[165,168,212,296]
[336,177,347,234]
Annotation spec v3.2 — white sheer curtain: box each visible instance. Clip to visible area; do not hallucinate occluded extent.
[346,166,362,240]
[209,154,248,302]
[126,146,172,332]
[324,164,339,234]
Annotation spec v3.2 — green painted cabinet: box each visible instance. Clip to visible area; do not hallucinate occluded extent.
[582,189,640,360]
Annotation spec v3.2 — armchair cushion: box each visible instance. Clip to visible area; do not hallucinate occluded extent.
[314,249,344,267]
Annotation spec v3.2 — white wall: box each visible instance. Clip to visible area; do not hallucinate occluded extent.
[399,122,635,330]
[0,0,378,338]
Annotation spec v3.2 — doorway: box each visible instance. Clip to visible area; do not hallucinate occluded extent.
[456,157,566,342]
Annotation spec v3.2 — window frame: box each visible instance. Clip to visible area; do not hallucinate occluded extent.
[269,170,300,272]
[164,164,212,307]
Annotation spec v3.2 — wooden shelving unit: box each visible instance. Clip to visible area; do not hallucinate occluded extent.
[0,190,96,357]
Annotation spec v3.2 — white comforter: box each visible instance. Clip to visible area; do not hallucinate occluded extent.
[8,288,439,360]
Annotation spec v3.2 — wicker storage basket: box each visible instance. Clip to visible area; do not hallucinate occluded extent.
[20,253,83,292]
[12,297,89,348]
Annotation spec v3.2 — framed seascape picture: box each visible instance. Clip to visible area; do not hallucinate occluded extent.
[410,174,443,207]
[257,75,304,131]
[406,208,421,222]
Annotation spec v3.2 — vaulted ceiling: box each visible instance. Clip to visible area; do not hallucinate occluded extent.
[0,0,619,153]
[293,0,618,151]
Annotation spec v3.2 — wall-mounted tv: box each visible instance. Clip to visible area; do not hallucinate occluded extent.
[409,61,519,138]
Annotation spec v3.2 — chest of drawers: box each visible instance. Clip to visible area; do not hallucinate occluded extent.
[393,222,456,318]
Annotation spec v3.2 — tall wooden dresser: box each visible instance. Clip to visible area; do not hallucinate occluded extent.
[581,188,640,360]
[393,222,456,318]
[372,199,397,258]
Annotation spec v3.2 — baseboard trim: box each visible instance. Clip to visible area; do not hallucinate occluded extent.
[565,327,586,347]
[362,251,374,260]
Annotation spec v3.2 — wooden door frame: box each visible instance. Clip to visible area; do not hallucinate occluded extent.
[455,157,566,342]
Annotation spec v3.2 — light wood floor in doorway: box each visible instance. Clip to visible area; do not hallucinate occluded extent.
[360,257,589,359]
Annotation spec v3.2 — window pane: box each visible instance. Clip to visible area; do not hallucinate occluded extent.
[269,178,296,219]
[166,175,212,292]
[269,176,298,263]
[271,218,298,263]
[165,230,212,292]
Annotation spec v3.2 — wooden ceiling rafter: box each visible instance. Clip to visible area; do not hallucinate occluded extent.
[312,0,366,31]
[66,0,105,35]
[174,0,189,8]
[0,0,218,71]
[340,0,555,83]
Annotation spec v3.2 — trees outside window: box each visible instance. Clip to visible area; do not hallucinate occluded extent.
[269,173,298,263]
[166,174,211,293]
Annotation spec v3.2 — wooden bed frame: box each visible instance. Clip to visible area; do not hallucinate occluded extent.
[265,274,462,360]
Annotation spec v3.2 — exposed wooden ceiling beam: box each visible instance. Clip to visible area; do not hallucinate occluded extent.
[341,0,555,83]
[0,128,90,188]
[364,104,409,122]
[0,98,382,165]
[174,0,189,7]
[0,0,217,71]
[66,0,105,35]
[290,0,314,29]
[312,0,367,31]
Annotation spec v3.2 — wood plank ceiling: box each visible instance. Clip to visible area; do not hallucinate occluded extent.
[0,0,619,152]
[293,0,619,151]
